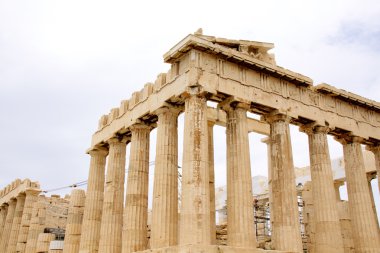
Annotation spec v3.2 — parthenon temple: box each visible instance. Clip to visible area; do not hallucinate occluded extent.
[1,31,380,253]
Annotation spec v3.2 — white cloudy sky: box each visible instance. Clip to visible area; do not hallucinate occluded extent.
[1,0,379,212]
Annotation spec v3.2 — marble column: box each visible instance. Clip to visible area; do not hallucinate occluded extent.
[179,93,210,245]
[224,104,256,247]
[338,136,380,252]
[98,137,127,253]
[7,194,26,253]
[16,189,40,253]
[0,199,16,252]
[207,120,216,244]
[0,204,9,242]
[79,147,108,253]
[150,108,179,249]
[63,189,86,253]
[261,137,273,235]
[122,124,150,253]
[302,125,344,253]
[24,198,46,253]
[367,145,380,196]
[366,173,379,228]
[263,113,302,252]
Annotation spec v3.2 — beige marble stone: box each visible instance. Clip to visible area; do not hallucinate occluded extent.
[36,233,55,253]
[135,244,298,253]
[122,124,151,253]
[367,145,380,195]
[340,137,380,252]
[180,92,211,245]
[7,194,26,253]
[150,108,180,248]
[207,121,216,245]
[98,137,127,253]
[84,32,380,253]
[263,113,302,252]
[223,104,256,248]
[25,199,47,253]
[302,125,344,253]
[79,148,108,253]
[0,204,9,242]
[63,189,86,253]
[0,199,16,252]
[16,189,40,253]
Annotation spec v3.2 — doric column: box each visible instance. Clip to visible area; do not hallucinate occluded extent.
[7,194,26,253]
[150,108,179,249]
[207,120,216,244]
[301,125,344,253]
[122,124,151,253]
[79,147,108,253]
[36,233,55,253]
[0,199,16,252]
[261,137,273,233]
[337,136,380,252]
[179,92,210,245]
[63,189,86,253]
[367,145,380,195]
[24,198,46,253]
[16,189,40,253]
[263,113,302,252]
[223,103,256,248]
[98,137,127,253]
[0,204,9,242]
[366,173,379,228]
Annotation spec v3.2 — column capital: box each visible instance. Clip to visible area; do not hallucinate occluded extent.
[16,193,26,201]
[366,171,377,182]
[25,188,41,197]
[262,111,292,124]
[207,120,216,127]
[218,97,250,112]
[154,106,181,118]
[107,136,129,145]
[88,146,109,157]
[129,123,153,132]
[334,134,364,145]
[334,179,345,188]
[299,123,330,135]
[182,85,208,99]
[366,144,380,153]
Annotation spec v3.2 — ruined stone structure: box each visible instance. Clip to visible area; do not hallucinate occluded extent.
[0,179,71,253]
[1,32,380,253]
[78,31,380,253]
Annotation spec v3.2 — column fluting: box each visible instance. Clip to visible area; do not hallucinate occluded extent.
[367,145,380,197]
[79,147,108,253]
[302,125,344,253]
[6,194,26,253]
[263,113,303,252]
[122,124,151,253]
[339,137,380,252]
[150,108,179,249]
[0,204,9,243]
[98,137,127,253]
[0,199,16,252]
[179,93,211,245]
[16,189,40,253]
[208,120,216,245]
[63,189,86,253]
[224,104,256,247]
[24,197,46,253]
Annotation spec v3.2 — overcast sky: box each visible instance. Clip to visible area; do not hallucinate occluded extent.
[1,0,379,213]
